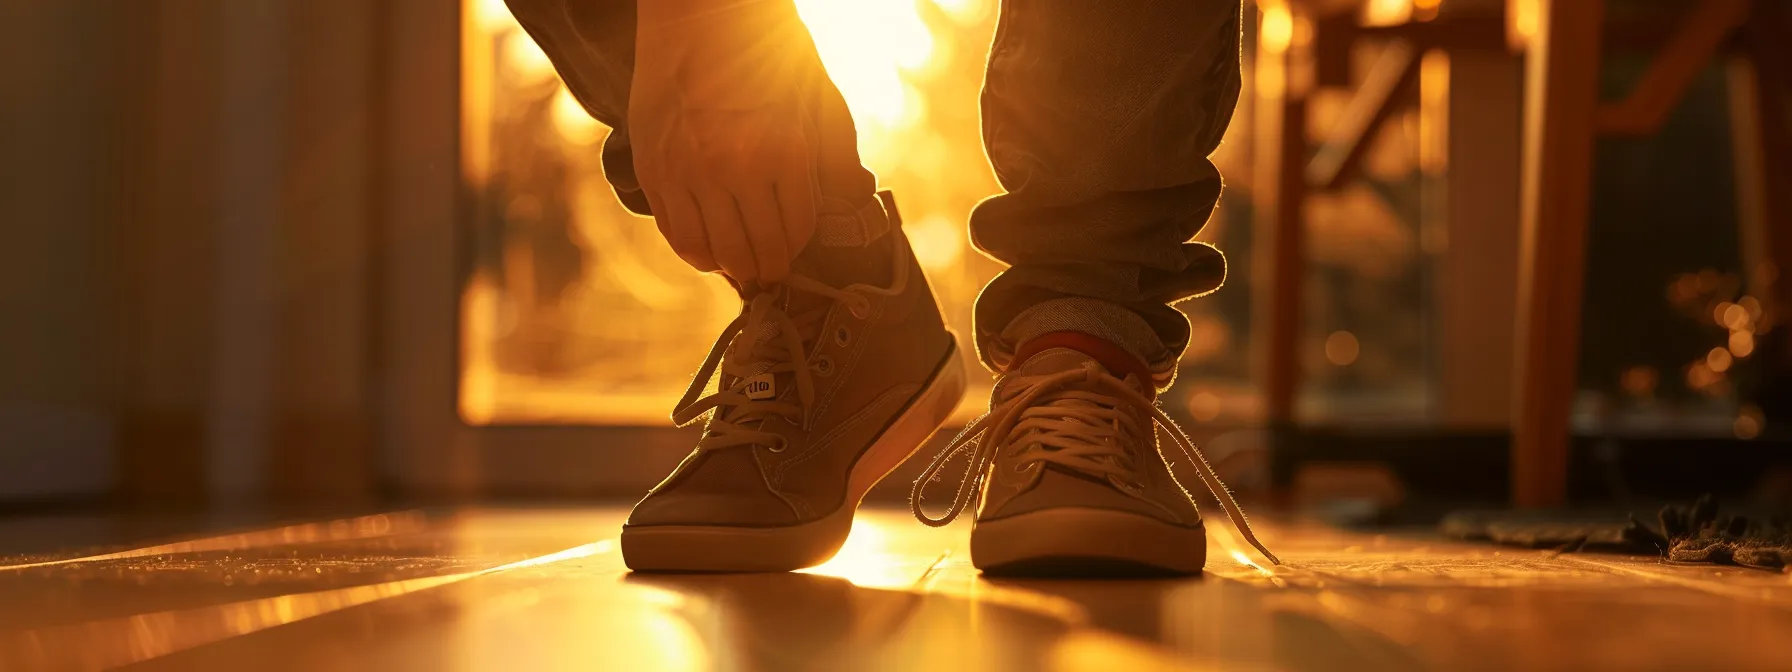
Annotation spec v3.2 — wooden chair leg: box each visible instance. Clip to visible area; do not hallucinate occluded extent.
[1511,0,1606,508]
[1253,4,1311,427]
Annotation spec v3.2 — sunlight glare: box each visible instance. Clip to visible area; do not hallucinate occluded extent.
[475,0,517,33]
[931,0,991,24]
[796,0,935,159]
[1364,0,1413,25]
[800,518,914,589]
[909,214,966,270]
[552,86,603,145]
[1260,2,1294,54]
[502,32,555,85]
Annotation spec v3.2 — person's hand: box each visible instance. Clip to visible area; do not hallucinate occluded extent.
[630,0,818,284]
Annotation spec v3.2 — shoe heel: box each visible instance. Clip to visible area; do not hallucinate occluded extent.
[845,342,967,503]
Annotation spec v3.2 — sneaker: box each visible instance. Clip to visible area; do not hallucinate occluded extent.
[911,333,1277,575]
[622,193,967,572]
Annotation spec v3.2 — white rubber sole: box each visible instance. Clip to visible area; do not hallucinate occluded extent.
[622,343,967,572]
[971,507,1208,576]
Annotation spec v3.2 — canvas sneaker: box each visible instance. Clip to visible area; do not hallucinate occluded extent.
[622,192,966,572]
[911,334,1277,575]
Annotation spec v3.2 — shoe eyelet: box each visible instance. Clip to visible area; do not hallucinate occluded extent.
[847,297,872,320]
[834,326,851,346]
[813,356,835,377]
[767,438,788,453]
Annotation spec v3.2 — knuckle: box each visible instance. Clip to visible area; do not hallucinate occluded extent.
[710,239,749,260]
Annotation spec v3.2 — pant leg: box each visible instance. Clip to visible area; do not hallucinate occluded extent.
[502,0,888,245]
[972,0,1242,389]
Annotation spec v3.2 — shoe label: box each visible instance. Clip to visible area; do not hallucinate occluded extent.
[744,373,776,400]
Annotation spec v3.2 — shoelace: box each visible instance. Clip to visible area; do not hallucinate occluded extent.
[910,361,1282,565]
[670,242,909,452]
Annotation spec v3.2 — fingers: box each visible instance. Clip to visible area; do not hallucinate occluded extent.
[693,186,757,283]
[632,106,814,285]
[736,186,790,283]
[655,188,718,273]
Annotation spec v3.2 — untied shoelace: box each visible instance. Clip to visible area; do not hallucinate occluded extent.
[910,361,1282,565]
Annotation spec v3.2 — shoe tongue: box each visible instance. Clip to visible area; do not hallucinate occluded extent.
[724,233,894,387]
[732,308,785,379]
[723,287,803,383]
[726,284,829,385]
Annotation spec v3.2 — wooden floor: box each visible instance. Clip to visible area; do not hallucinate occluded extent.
[2,506,1790,671]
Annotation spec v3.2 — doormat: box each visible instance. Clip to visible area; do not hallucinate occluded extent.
[1443,496,1791,571]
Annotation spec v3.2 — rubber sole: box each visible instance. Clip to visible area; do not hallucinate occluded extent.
[621,343,968,573]
[971,507,1208,577]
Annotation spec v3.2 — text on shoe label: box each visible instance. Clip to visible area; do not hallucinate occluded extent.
[744,373,776,400]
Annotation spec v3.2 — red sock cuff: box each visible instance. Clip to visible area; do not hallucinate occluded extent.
[1011,331,1156,398]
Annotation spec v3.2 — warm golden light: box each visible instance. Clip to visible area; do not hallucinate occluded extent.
[1721,303,1750,330]
[908,214,966,271]
[0,511,427,572]
[1261,3,1295,54]
[1418,51,1451,173]
[551,87,603,145]
[459,0,1241,424]
[502,31,555,84]
[800,517,920,589]
[1413,0,1442,21]
[1363,0,1442,25]
[7,537,611,670]
[1510,0,1539,47]
[1325,331,1360,367]
[1713,301,1736,326]
[1735,405,1765,439]
[1365,0,1413,25]
[1707,347,1733,373]
[1188,389,1222,422]
[474,0,515,33]
[1739,295,1764,322]
[1229,549,1267,574]
[931,0,990,24]
[796,0,934,140]
[1730,330,1756,358]
[1686,361,1724,393]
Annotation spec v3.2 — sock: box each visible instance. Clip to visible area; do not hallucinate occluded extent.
[1013,330,1157,398]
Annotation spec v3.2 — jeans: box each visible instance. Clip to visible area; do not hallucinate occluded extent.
[504,0,1242,388]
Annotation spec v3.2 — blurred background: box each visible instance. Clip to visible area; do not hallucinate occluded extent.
[3,0,1788,516]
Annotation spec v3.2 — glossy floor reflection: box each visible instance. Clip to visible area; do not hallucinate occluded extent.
[3,507,1789,671]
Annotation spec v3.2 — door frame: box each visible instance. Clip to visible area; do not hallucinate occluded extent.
[378,0,692,502]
